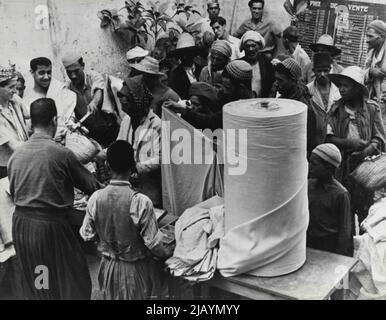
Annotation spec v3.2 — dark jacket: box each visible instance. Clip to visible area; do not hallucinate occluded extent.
[168,64,201,100]
[280,85,325,156]
[240,55,275,98]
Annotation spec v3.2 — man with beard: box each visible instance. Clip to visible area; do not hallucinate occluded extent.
[274,58,322,156]
[167,33,204,99]
[307,53,341,143]
[364,20,386,126]
[239,30,275,98]
[199,40,232,86]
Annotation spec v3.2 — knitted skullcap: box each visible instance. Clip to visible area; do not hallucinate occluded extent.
[211,40,232,59]
[276,58,302,81]
[368,20,386,37]
[312,143,342,168]
[225,60,253,82]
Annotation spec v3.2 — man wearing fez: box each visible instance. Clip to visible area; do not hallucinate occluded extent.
[62,53,118,148]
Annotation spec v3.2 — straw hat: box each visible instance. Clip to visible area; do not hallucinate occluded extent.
[130,56,165,76]
[167,33,205,58]
[328,66,369,97]
[310,34,341,57]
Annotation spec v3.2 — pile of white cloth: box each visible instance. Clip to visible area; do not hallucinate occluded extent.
[166,196,224,282]
[351,197,386,299]
[0,178,16,263]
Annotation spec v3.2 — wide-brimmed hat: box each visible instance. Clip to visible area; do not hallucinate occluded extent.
[310,34,341,57]
[130,56,165,76]
[167,33,205,58]
[126,46,149,61]
[328,66,369,97]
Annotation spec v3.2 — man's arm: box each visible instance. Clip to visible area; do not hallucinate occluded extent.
[66,149,100,195]
[233,21,247,39]
[80,192,98,241]
[136,124,161,174]
[134,194,173,259]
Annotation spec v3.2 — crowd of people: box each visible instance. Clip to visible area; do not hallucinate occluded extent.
[1,0,386,300]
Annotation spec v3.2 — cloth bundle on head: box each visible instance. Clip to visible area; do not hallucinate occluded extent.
[368,20,386,37]
[328,66,369,97]
[275,58,302,81]
[189,82,218,103]
[313,52,332,69]
[0,64,17,83]
[62,53,82,68]
[126,46,149,61]
[211,40,232,59]
[240,31,265,51]
[312,143,342,168]
[225,60,253,82]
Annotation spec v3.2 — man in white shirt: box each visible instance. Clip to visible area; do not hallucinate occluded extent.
[23,57,76,142]
[196,0,221,37]
[283,26,311,82]
[307,52,341,114]
[210,16,244,61]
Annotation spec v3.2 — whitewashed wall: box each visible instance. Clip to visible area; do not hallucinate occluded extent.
[0,0,290,87]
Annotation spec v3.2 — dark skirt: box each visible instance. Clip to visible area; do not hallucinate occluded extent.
[12,207,91,300]
[98,255,165,300]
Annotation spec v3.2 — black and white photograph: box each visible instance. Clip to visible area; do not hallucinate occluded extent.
[1,0,386,307]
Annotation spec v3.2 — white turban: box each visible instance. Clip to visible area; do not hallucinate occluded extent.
[240,31,266,51]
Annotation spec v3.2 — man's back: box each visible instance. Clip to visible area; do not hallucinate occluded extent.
[8,133,97,209]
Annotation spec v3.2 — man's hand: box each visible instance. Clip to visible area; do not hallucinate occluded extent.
[95,149,107,161]
[87,101,99,114]
[348,139,368,151]
[162,100,187,113]
[351,143,377,162]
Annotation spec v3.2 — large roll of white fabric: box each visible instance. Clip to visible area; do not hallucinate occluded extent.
[217,98,309,277]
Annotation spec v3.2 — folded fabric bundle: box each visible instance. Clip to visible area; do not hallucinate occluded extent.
[0,178,16,263]
[351,198,386,300]
[166,196,224,282]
